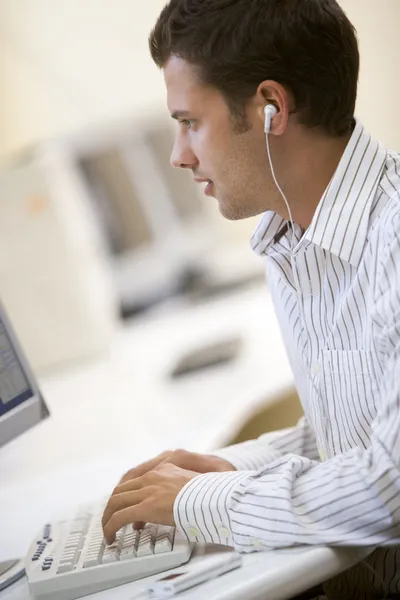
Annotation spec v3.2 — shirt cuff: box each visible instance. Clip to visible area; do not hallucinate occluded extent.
[210,437,284,471]
[173,471,251,547]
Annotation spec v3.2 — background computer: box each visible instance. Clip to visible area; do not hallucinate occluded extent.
[41,113,216,316]
[0,299,49,590]
[0,111,264,374]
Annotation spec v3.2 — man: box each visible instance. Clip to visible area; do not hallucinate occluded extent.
[102,1,400,598]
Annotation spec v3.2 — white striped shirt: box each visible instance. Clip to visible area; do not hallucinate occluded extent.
[173,119,400,599]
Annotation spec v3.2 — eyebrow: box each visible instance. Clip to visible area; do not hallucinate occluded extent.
[170,110,192,120]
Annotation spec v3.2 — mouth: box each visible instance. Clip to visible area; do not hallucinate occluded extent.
[194,178,214,197]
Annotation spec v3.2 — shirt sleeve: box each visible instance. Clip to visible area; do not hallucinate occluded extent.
[174,220,400,551]
[209,415,320,471]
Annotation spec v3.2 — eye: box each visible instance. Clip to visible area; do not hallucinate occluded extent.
[179,119,194,130]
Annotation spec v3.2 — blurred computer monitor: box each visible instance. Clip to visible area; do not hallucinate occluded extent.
[48,115,213,314]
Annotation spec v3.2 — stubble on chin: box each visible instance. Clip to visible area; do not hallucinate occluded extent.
[218,201,252,221]
[217,190,265,220]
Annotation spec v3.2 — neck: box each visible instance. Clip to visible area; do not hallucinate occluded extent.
[272,125,353,230]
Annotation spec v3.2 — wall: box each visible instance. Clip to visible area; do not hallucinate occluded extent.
[342,0,400,149]
[0,0,399,241]
[0,0,168,155]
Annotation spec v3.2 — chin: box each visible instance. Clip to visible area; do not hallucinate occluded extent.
[218,199,254,221]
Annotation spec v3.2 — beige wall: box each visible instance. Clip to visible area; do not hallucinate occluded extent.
[0,0,168,156]
[1,0,399,241]
[341,0,400,149]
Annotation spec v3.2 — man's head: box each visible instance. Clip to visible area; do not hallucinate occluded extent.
[149,0,359,221]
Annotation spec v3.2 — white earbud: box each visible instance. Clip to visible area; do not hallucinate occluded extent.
[264,104,278,134]
[264,103,296,252]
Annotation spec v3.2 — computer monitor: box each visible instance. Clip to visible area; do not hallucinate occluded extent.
[0,299,49,447]
[43,114,213,314]
[0,300,50,589]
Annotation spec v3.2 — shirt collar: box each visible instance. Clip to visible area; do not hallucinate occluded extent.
[251,119,388,267]
[250,211,287,256]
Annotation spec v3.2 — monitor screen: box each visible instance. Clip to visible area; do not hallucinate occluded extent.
[0,302,48,447]
[0,315,34,417]
[78,149,154,256]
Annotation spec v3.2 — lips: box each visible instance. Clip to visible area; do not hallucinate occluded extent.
[194,178,213,185]
[194,177,214,197]
[204,182,214,196]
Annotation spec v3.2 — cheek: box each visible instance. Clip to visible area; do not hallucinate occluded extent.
[189,128,209,164]
[190,124,227,171]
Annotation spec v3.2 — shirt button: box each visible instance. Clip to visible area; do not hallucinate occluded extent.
[218,527,229,538]
[311,363,320,377]
[252,538,263,549]
[188,527,199,537]
[319,449,326,461]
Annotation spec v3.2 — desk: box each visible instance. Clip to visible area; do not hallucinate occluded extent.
[2,544,371,600]
[1,285,295,559]
[0,286,370,598]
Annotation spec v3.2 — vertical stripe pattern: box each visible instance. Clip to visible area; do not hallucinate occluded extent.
[174,121,400,599]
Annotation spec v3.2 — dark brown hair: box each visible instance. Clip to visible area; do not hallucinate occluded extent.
[149,0,359,136]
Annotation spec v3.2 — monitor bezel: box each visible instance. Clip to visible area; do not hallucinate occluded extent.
[0,300,49,447]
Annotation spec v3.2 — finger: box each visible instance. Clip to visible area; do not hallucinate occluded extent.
[119,453,168,483]
[112,472,152,497]
[119,460,155,484]
[102,489,148,530]
[154,461,177,473]
[103,505,145,545]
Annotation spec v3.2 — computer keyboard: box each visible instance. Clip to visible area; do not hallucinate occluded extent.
[25,501,193,600]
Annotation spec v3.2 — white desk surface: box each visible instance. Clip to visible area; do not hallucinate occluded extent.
[2,544,370,600]
[0,286,370,599]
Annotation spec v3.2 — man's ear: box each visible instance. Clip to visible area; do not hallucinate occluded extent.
[256,81,291,135]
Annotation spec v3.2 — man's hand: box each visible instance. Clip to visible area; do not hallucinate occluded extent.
[119,449,235,485]
[102,463,199,545]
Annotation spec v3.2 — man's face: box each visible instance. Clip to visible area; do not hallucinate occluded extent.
[164,56,275,220]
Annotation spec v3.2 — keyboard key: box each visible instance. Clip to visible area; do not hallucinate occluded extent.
[43,524,51,539]
[102,547,119,564]
[119,545,137,560]
[154,537,172,554]
[83,537,104,568]
[154,525,174,554]
[60,547,80,568]
[64,539,82,552]
[66,533,82,544]
[57,562,75,574]
[83,555,101,568]
[115,530,124,549]
[137,525,157,557]
[123,530,140,549]
[88,540,104,551]
[142,524,157,539]
[118,529,139,561]
[61,551,76,562]
[136,543,153,557]
[157,525,174,540]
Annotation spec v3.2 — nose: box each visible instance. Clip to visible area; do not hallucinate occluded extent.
[170,132,198,171]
